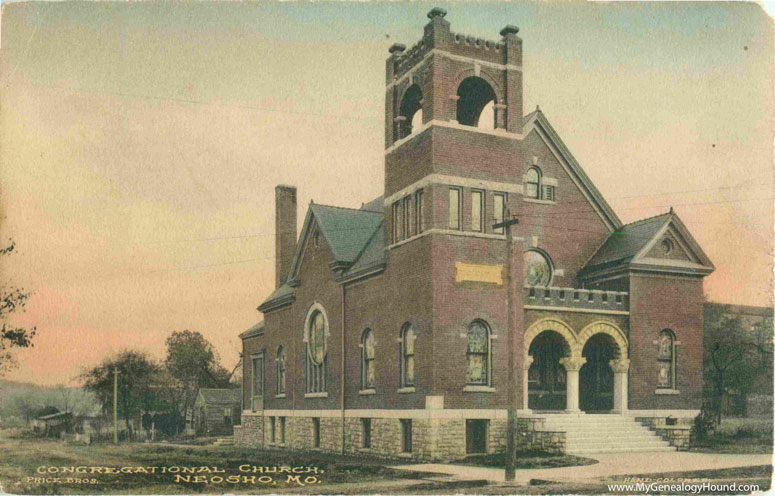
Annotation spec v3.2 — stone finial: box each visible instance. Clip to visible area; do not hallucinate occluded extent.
[388,43,406,55]
[427,7,447,19]
[500,25,520,37]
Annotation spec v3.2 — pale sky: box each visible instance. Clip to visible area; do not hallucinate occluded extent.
[1,2,772,386]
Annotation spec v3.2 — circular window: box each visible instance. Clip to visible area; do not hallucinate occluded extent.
[661,238,673,254]
[308,311,326,365]
[524,250,552,287]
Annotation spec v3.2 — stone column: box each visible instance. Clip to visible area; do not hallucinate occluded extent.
[559,357,586,414]
[493,102,507,129]
[609,359,630,414]
[448,95,460,122]
[522,355,534,411]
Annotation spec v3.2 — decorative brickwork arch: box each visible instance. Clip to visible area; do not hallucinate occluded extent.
[577,321,628,359]
[452,68,503,100]
[523,318,580,361]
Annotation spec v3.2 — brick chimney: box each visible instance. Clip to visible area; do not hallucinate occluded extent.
[275,185,297,288]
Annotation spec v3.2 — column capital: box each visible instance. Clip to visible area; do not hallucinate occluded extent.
[559,356,586,372]
[523,355,534,370]
[609,358,631,374]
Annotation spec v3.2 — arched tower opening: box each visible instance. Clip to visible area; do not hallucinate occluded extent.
[398,84,423,139]
[456,76,496,128]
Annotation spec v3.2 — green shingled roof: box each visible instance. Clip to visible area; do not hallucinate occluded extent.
[583,213,671,270]
[344,221,387,276]
[198,388,240,404]
[239,320,265,339]
[309,204,383,264]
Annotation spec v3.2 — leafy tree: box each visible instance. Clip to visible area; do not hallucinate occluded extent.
[79,350,161,440]
[164,330,231,418]
[705,306,773,423]
[1,241,37,374]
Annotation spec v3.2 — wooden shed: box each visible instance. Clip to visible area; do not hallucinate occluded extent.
[31,411,72,437]
[192,388,240,435]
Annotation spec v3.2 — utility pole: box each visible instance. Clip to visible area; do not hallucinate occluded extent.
[113,367,118,444]
[494,213,519,482]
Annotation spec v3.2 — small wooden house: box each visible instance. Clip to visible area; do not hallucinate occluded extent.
[31,411,72,437]
[192,389,240,435]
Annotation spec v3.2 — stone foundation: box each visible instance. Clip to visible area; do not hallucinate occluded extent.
[636,416,693,449]
[235,411,507,461]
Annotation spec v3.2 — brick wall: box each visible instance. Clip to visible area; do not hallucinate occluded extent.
[629,273,704,410]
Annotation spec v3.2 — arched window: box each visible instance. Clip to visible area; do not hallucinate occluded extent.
[276,346,286,394]
[657,329,676,389]
[466,320,491,386]
[456,77,496,128]
[526,167,541,199]
[361,329,376,389]
[524,250,553,287]
[400,324,417,387]
[305,307,328,393]
[398,84,423,139]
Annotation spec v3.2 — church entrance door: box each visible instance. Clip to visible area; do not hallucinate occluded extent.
[527,330,569,411]
[579,334,615,412]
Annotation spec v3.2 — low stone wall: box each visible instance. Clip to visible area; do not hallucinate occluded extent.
[636,416,693,449]
[515,418,565,453]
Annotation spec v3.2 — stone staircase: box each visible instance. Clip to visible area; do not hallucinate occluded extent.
[537,414,675,455]
[213,437,235,446]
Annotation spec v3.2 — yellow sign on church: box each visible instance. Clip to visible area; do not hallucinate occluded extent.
[455,262,504,285]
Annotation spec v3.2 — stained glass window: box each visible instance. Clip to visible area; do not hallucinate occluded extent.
[466,321,490,385]
[525,250,552,287]
[276,346,286,394]
[306,309,327,393]
[362,329,376,389]
[526,167,541,199]
[657,330,676,389]
[401,325,416,386]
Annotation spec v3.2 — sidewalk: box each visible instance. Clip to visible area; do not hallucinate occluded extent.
[391,452,773,484]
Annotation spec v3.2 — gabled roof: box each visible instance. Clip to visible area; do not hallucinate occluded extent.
[523,108,623,231]
[308,203,383,264]
[343,220,387,278]
[198,388,240,404]
[580,210,714,278]
[239,320,264,339]
[259,200,386,312]
[585,213,672,268]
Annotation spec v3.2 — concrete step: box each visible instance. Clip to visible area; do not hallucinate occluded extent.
[565,440,670,449]
[564,432,663,441]
[567,446,676,455]
[531,415,672,455]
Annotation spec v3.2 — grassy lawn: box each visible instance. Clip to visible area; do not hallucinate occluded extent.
[690,417,773,454]
[0,429,433,494]
[3,426,771,495]
[0,429,597,495]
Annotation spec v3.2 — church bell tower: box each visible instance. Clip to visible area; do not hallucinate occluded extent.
[383,8,526,242]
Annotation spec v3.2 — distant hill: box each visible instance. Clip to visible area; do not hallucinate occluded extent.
[0,379,101,419]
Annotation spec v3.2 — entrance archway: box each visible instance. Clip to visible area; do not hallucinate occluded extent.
[577,321,630,414]
[527,330,570,410]
[580,334,616,412]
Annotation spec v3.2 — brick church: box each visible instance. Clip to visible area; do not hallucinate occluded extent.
[235,9,715,458]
